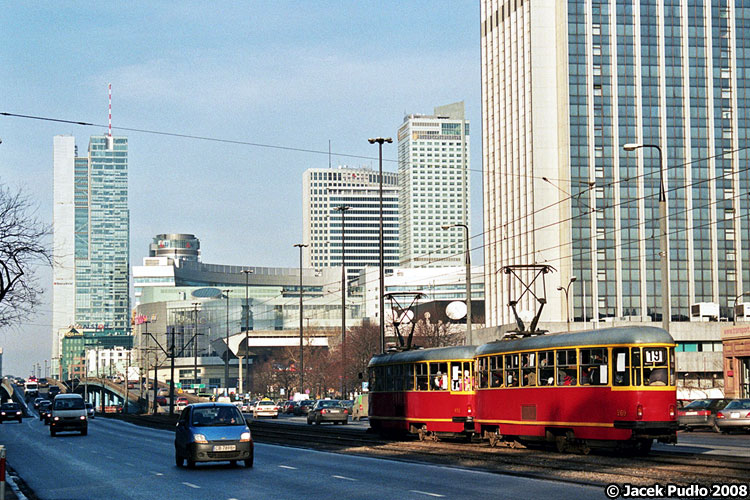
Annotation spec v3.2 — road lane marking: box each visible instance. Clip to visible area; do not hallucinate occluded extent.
[182,482,201,489]
[125,463,135,467]
[410,491,444,498]
[279,465,297,470]
[151,472,164,476]
[332,475,357,481]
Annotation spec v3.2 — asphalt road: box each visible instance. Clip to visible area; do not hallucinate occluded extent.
[0,415,605,500]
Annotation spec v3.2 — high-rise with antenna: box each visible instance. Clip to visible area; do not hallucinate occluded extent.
[107,83,113,149]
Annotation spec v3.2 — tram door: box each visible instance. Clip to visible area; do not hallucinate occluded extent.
[742,358,750,398]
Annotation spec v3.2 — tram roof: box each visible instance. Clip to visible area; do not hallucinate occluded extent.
[475,326,675,357]
[368,345,478,367]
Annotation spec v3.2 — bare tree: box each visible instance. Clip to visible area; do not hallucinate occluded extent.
[0,185,52,328]
[412,312,465,348]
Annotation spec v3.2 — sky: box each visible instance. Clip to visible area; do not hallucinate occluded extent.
[0,2,482,377]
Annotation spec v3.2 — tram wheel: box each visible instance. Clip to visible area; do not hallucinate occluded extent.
[418,427,427,442]
[632,438,653,455]
[555,435,567,453]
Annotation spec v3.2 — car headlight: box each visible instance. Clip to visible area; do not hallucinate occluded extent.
[1,412,5,416]
[240,431,251,442]
[193,433,208,444]
[80,415,86,420]
[54,416,60,421]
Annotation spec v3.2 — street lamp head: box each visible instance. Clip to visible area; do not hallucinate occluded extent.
[623,143,642,151]
[557,286,563,291]
[368,137,393,145]
[441,224,453,230]
[240,269,254,274]
[335,205,351,212]
[570,276,577,282]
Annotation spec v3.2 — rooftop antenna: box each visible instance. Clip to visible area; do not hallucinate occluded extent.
[328,140,331,169]
[108,83,112,137]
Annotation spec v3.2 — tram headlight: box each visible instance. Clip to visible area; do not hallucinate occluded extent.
[636,404,643,420]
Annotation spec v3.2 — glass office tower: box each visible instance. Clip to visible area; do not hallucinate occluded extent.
[481,1,750,327]
[52,135,129,375]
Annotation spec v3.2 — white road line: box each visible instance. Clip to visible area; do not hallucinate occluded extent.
[278,465,297,470]
[125,463,135,467]
[150,472,164,476]
[409,491,445,498]
[182,482,201,489]
[332,475,357,481]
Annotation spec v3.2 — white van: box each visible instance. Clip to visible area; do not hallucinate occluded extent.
[50,394,87,436]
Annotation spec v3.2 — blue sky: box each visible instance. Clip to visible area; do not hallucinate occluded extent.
[0,2,482,376]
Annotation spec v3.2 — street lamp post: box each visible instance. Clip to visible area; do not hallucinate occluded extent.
[732,292,750,325]
[335,205,350,397]
[368,136,392,353]
[192,302,200,393]
[557,276,577,332]
[623,143,669,332]
[294,244,308,394]
[442,223,472,345]
[240,269,253,396]
[223,289,231,395]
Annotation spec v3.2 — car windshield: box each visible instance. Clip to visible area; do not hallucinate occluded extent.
[257,401,274,406]
[192,406,244,426]
[54,398,85,410]
[316,400,341,409]
[724,399,750,410]
[1,403,19,410]
[684,400,711,410]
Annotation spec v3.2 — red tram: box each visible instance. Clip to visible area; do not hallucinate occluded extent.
[367,345,476,440]
[474,326,678,453]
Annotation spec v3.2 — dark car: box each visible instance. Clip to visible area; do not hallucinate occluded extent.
[0,402,23,423]
[85,403,95,419]
[281,401,297,414]
[293,399,315,416]
[715,399,750,433]
[307,399,349,425]
[678,398,732,432]
[33,397,45,409]
[174,403,253,468]
[48,386,61,399]
[39,400,52,424]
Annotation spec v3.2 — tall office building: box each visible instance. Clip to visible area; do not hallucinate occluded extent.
[52,134,129,375]
[398,102,470,268]
[303,166,399,281]
[481,1,750,327]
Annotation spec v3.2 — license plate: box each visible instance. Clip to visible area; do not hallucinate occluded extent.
[330,409,340,413]
[731,412,740,419]
[213,445,236,452]
[686,411,697,415]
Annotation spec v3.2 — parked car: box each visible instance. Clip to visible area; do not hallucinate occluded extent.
[85,402,95,419]
[174,403,253,468]
[678,398,732,431]
[352,393,369,421]
[0,402,23,423]
[307,399,348,425]
[252,400,279,419]
[715,399,750,433]
[293,399,315,416]
[49,394,87,436]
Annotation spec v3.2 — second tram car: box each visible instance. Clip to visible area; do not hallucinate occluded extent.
[473,326,678,453]
[368,345,476,440]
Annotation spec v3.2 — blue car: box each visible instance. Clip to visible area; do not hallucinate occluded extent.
[174,403,253,468]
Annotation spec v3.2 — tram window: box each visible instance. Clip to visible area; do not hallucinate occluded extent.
[405,364,415,391]
[490,355,503,387]
[477,357,489,389]
[643,347,669,386]
[416,363,429,391]
[369,368,377,392]
[521,352,537,386]
[556,349,577,386]
[579,348,608,385]
[385,365,394,392]
[631,348,642,386]
[430,362,448,390]
[613,348,630,386]
[393,364,403,391]
[505,354,519,387]
[538,351,555,386]
[451,361,473,391]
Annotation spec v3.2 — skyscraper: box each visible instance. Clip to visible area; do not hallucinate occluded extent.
[397,102,470,268]
[481,1,750,327]
[52,134,129,375]
[302,166,399,281]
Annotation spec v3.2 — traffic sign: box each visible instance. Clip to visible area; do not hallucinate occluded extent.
[191,383,205,389]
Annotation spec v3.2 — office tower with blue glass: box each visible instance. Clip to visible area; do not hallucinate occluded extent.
[52,134,129,377]
[481,1,750,328]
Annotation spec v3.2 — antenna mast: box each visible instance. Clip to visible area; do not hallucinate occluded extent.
[108,83,112,137]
